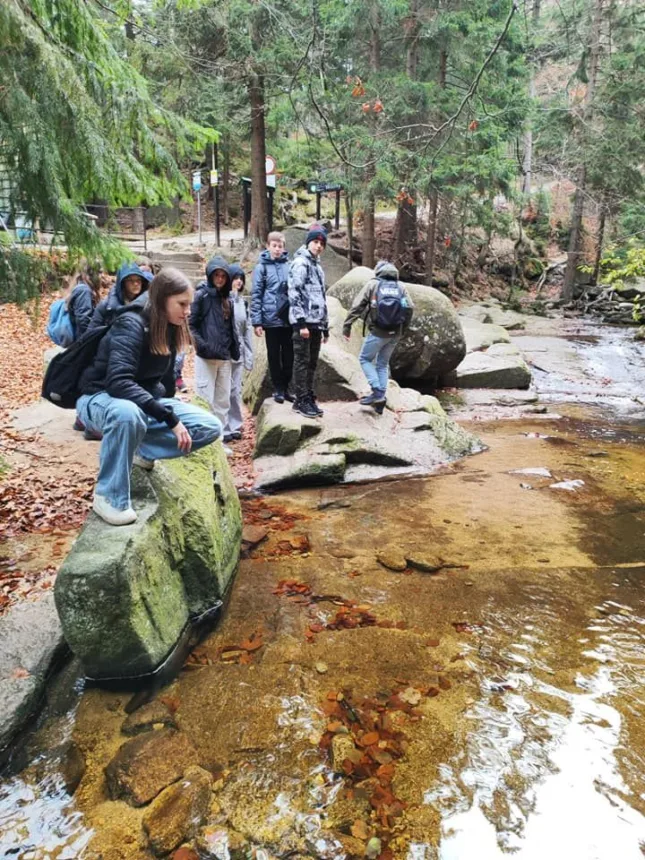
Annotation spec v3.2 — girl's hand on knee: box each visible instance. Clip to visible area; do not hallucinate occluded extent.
[172,421,192,453]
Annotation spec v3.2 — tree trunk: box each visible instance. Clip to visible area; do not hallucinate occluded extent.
[522,0,541,197]
[221,134,230,226]
[362,1,381,269]
[248,74,268,245]
[425,188,439,285]
[405,0,420,79]
[394,197,417,267]
[592,204,607,285]
[345,190,354,271]
[562,0,604,301]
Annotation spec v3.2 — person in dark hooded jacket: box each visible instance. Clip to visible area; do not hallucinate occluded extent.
[89,263,147,330]
[76,268,221,526]
[189,256,240,428]
[251,231,294,403]
[67,264,102,340]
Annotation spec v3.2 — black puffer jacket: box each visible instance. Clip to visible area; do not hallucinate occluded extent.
[79,293,179,427]
[189,256,240,361]
[250,249,290,328]
[89,263,147,330]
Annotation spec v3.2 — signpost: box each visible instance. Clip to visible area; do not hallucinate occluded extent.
[192,170,202,244]
[211,142,221,247]
[308,181,344,229]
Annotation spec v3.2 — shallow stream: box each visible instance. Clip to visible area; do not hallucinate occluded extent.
[1,320,645,860]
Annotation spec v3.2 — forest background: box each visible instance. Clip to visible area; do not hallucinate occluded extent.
[0,0,644,305]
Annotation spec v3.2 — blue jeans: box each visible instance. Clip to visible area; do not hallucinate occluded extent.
[76,392,222,511]
[359,333,400,392]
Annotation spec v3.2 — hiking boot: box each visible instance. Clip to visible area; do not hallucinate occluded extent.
[231,430,243,440]
[360,389,386,406]
[293,397,320,419]
[273,391,285,404]
[133,455,155,471]
[93,494,137,526]
[373,401,386,415]
[308,391,324,416]
[73,417,85,432]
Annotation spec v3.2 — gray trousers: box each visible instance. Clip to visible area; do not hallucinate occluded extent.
[224,360,244,434]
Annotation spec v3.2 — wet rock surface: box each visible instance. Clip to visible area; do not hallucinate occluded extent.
[453,345,532,389]
[142,765,212,855]
[105,728,200,807]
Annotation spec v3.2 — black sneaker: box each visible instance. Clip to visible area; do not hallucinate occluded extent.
[293,397,320,419]
[284,390,296,403]
[273,391,285,404]
[223,432,235,443]
[308,391,324,416]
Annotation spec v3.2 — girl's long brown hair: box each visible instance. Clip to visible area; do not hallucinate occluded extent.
[148,268,193,356]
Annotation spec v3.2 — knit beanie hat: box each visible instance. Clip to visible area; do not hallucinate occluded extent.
[306,224,327,247]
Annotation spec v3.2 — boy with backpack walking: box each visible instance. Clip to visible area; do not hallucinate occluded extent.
[342,260,413,410]
[288,225,329,419]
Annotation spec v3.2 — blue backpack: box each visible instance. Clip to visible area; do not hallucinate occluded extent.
[47,298,75,347]
[370,278,408,330]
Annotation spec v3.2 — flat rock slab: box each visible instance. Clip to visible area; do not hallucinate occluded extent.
[253,390,481,491]
[454,350,532,390]
[459,317,511,353]
[105,728,200,807]
[460,303,528,330]
[0,593,66,756]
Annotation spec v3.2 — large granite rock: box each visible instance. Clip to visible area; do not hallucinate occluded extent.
[54,443,242,680]
[460,302,528,331]
[0,593,66,757]
[453,344,532,389]
[328,267,466,383]
[253,389,480,491]
[243,296,365,414]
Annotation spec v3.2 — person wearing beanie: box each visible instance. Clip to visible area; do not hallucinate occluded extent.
[287,224,329,419]
[223,263,253,442]
[189,256,240,431]
[250,231,293,403]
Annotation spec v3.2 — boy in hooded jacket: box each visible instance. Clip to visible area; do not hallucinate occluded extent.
[189,256,240,427]
[343,260,414,409]
[89,263,147,330]
[288,225,329,419]
[223,263,253,441]
[251,232,293,403]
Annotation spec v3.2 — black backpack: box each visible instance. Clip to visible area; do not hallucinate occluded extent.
[369,278,408,330]
[42,325,109,408]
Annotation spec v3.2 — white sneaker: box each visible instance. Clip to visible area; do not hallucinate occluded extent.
[133,455,155,471]
[222,445,233,457]
[93,494,137,526]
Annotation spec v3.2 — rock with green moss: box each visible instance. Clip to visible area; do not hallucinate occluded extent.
[255,400,321,456]
[54,443,241,679]
[328,266,466,384]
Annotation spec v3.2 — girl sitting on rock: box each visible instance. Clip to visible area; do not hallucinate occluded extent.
[76,268,222,526]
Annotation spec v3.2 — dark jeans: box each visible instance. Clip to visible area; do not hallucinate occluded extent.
[292,327,322,400]
[265,327,294,394]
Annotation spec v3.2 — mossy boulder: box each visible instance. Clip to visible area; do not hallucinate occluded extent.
[54,443,242,680]
[328,267,466,384]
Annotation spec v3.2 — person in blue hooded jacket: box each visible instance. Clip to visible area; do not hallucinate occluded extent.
[89,263,147,330]
[251,231,294,403]
[189,256,240,428]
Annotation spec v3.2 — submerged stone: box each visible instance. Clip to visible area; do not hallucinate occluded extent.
[105,728,200,807]
[142,765,213,855]
[54,443,242,680]
[376,550,408,572]
[121,700,176,736]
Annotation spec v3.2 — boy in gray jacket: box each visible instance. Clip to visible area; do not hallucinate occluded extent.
[343,260,413,410]
[288,224,329,419]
